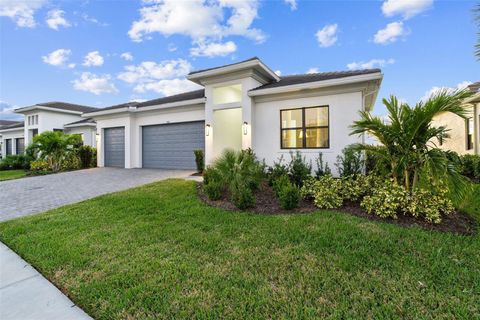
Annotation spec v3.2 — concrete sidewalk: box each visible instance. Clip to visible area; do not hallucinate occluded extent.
[0,242,92,320]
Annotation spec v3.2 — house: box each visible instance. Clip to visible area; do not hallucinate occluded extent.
[83,57,383,175]
[433,82,480,155]
[0,120,24,158]
[0,102,98,158]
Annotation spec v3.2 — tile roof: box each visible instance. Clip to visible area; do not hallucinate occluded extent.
[250,69,382,91]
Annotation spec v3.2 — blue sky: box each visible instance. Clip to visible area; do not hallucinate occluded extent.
[0,0,478,121]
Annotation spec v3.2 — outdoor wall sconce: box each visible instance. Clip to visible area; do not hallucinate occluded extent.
[205,124,211,136]
[243,121,248,135]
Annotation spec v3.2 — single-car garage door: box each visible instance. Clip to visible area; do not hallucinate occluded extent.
[142,121,205,169]
[104,127,125,167]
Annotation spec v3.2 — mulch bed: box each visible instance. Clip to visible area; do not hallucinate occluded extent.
[197,183,477,235]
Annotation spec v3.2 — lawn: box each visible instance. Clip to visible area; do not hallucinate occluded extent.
[0,179,478,319]
[461,183,480,220]
[0,169,27,181]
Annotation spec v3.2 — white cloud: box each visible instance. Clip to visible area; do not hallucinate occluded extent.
[373,21,407,44]
[422,81,472,102]
[78,13,108,27]
[190,41,237,57]
[83,51,104,67]
[347,58,395,70]
[46,9,70,30]
[117,58,201,96]
[315,24,338,47]
[72,72,118,95]
[128,0,265,44]
[120,52,134,61]
[42,49,75,68]
[167,43,177,52]
[382,0,433,20]
[0,0,46,28]
[307,67,319,74]
[284,0,297,11]
[134,79,201,96]
[0,101,22,120]
[274,70,281,76]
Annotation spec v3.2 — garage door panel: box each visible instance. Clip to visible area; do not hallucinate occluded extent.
[142,121,204,169]
[104,127,125,168]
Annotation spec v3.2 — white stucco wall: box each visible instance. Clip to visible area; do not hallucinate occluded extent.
[253,91,364,176]
[64,126,97,148]
[94,105,205,168]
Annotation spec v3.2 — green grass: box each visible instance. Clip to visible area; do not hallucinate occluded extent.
[460,183,480,220]
[0,179,478,319]
[0,169,27,181]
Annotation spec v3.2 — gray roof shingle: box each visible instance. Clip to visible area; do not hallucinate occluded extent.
[21,102,98,113]
[64,118,96,126]
[0,121,24,130]
[250,69,382,91]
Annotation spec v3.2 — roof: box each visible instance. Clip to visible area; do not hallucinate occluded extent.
[64,118,96,126]
[0,120,21,127]
[16,101,98,113]
[188,57,260,75]
[91,89,205,113]
[250,69,382,91]
[468,82,480,93]
[0,121,24,130]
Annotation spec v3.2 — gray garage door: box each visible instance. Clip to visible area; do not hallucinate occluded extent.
[142,121,205,169]
[104,127,125,168]
[16,138,24,155]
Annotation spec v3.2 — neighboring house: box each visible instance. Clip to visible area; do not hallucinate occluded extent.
[433,82,480,155]
[0,120,24,158]
[0,102,98,159]
[84,57,383,175]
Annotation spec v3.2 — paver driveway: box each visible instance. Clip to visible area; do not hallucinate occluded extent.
[0,168,193,222]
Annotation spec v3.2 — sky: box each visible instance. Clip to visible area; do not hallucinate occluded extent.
[0,0,479,121]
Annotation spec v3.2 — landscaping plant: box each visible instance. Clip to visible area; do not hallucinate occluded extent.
[314,152,331,178]
[288,151,312,187]
[266,155,289,186]
[78,145,97,168]
[0,154,31,170]
[193,149,204,173]
[304,175,343,209]
[30,159,50,173]
[278,181,301,210]
[335,145,364,177]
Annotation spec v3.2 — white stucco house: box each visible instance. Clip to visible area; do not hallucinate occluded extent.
[83,57,383,175]
[0,102,98,158]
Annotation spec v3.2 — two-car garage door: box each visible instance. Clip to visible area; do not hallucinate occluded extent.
[142,121,205,170]
[103,121,204,169]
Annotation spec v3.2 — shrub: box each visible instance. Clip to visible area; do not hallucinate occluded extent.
[30,159,50,173]
[278,182,300,210]
[78,145,96,168]
[60,153,81,171]
[460,154,480,182]
[361,180,408,219]
[0,154,31,170]
[203,167,224,200]
[314,152,331,178]
[309,175,343,209]
[340,174,381,202]
[406,188,455,224]
[272,174,291,197]
[230,182,255,209]
[288,151,312,187]
[300,177,318,200]
[335,145,364,177]
[267,156,289,186]
[193,149,204,173]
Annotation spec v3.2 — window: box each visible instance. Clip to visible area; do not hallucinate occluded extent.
[281,106,329,149]
[213,84,242,105]
[34,115,38,125]
[27,116,31,125]
[466,117,473,150]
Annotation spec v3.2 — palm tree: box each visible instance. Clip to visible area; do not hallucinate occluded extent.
[28,131,82,172]
[351,89,472,198]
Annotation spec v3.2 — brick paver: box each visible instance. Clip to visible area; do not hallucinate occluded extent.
[0,168,193,221]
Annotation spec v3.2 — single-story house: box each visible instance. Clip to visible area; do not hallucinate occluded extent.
[0,102,98,158]
[84,57,383,175]
[433,82,480,155]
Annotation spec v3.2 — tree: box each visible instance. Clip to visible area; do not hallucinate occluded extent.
[350,89,472,200]
[28,131,82,172]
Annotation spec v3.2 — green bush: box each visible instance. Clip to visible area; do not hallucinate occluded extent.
[361,180,409,219]
[406,188,455,224]
[203,167,224,200]
[335,145,364,177]
[309,175,343,209]
[288,151,312,187]
[0,154,31,170]
[460,154,480,182]
[193,149,204,173]
[230,181,255,209]
[60,153,81,171]
[78,145,96,168]
[300,177,317,200]
[267,156,289,186]
[278,182,300,210]
[314,152,331,178]
[272,174,291,197]
[340,175,381,202]
[30,159,50,173]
